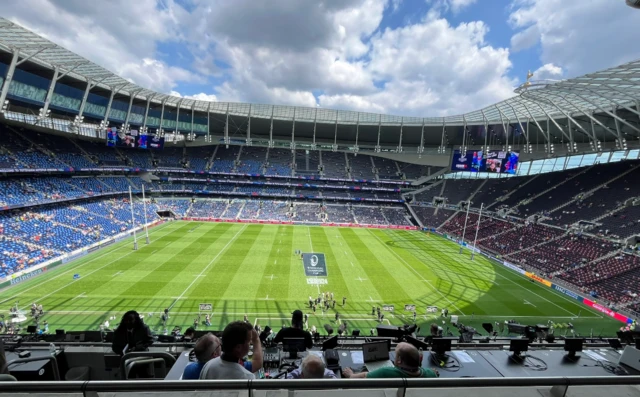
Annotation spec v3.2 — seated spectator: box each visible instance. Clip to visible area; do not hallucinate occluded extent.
[287,354,336,379]
[111,311,153,355]
[200,321,261,379]
[342,342,438,379]
[273,310,313,349]
[183,327,196,341]
[182,333,221,380]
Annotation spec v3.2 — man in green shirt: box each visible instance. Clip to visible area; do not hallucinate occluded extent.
[342,342,439,379]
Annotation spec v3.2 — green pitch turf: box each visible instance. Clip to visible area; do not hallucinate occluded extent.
[0,221,622,337]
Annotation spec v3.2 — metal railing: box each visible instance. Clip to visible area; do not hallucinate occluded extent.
[1,377,640,397]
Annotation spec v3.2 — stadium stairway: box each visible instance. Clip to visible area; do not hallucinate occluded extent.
[468,179,488,205]
[436,208,460,229]
[404,179,444,202]
[205,145,218,171]
[67,138,99,166]
[7,126,69,168]
[404,203,424,228]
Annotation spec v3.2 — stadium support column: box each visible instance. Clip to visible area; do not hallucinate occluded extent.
[129,186,138,251]
[354,113,360,153]
[333,111,338,151]
[0,50,19,109]
[375,114,382,152]
[269,106,274,148]
[397,118,403,153]
[142,184,150,244]
[41,67,59,117]
[418,119,425,157]
[461,116,467,153]
[312,108,317,149]
[175,99,182,136]
[246,104,251,146]
[142,96,152,129]
[291,107,296,151]
[471,203,483,261]
[103,89,116,125]
[159,98,166,133]
[206,102,211,143]
[458,201,470,254]
[123,94,135,128]
[224,103,230,146]
[190,102,195,139]
[481,110,488,152]
[519,99,549,151]
[439,118,446,154]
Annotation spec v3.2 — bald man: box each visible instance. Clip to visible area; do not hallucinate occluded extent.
[342,342,438,379]
[287,354,337,379]
[183,333,221,379]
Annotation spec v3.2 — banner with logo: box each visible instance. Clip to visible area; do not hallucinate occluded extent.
[583,298,632,324]
[551,284,584,303]
[382,305,395,312]
[199,303,213,311]
[524,271,552,287]
[404,304,416,311]
[302,253,328,277]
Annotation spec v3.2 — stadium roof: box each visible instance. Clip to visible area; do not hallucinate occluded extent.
[0,17,638,129]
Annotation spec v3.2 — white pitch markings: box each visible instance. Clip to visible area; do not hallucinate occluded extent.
[369,230,466,316]
[274,260,277,264]
[356,277,367,282]
[112,271,123,277]
[169,225,248,308]
[523,300,536,307]
[71,292,86,300]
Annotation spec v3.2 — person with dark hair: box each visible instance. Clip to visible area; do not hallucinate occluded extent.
[200,321,262,379]
[342,342,438,379]
[183,327,196,340]
[273,310,313,349]
[111,311,153,355]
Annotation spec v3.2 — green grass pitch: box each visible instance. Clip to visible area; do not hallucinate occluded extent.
[0,221,621,337]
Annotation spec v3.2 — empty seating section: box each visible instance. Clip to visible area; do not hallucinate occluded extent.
[472,177,530,208]
[259,201,290,221]
[266,148,292,176]
[155,199,191,216]
[414,183,443,204]
[222,200,244,219]
[325,206,355,223]
[374,157,399,180]
[440,179,484,204]
[186,147,211,171]
[507,235,617,275]
[294,204,322,222]
[412,206,452,228]
[518,165,623,216]
[398,163,429,180]
[188,200,228,218]
[295,150,320,176]
[348,154,376,179]
[480,223,563,256]
[239,200,261,219]
[237,147,265,174]
[210,145,239,173]
[440,213,516,242]
[353,206,386,225]
[154,147,184,168]
[123,151,152,168]
[0,198,160,278]
[0,177,87,206]
[382,207,411,226]
[323,189,351,199]
[597,205,640,239]
[321,152,347,178]
[499,172,567,209]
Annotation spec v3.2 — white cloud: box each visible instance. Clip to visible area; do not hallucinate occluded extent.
[170,91,219,102]
[509,0,640,77]
[0,0,200,93]
[428,0,478,14]
[532,63,563,80]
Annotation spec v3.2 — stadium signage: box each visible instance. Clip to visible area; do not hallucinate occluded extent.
[404,304,416,311]
[582,298,632,324]
[10,268,45,285]
[62,250,87,264]
[302,253,328,277]
[525,272,552,287]
[551,284,583,302]
[383,305,395,312]
[427,306,438,313]
[503,261,525,275]
[306,278,328,285]
[199,303,213,311]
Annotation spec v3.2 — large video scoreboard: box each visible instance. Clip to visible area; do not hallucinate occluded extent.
[106,127,164,150]
[451,150,519,174]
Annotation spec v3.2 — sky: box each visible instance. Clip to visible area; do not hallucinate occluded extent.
[1,0,638,118]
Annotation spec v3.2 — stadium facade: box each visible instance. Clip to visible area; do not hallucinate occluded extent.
[0,17,639,168]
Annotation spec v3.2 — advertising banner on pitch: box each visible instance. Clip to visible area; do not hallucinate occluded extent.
[302,253,328,277]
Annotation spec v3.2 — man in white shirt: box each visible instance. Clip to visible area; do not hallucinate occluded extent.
[200,321,261,380]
